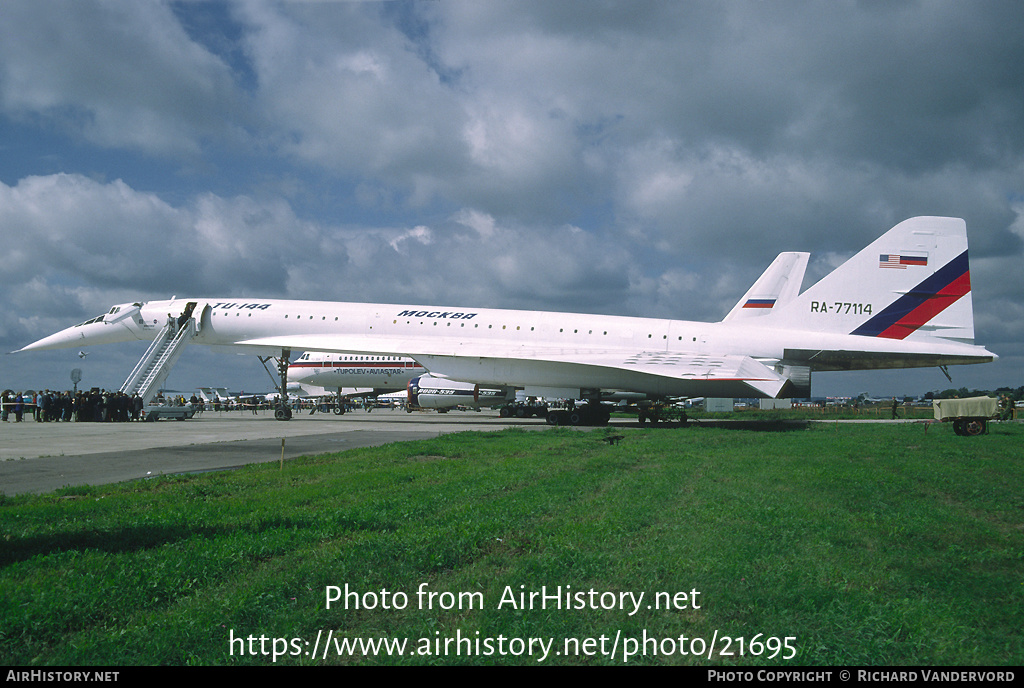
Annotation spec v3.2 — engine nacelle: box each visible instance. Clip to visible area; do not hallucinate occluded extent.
[407,375,513,410]
[775,364,811,399]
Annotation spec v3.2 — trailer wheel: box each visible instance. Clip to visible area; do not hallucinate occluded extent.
[964,419,986,436]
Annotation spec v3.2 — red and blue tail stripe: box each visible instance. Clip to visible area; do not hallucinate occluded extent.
[852,250,971,339]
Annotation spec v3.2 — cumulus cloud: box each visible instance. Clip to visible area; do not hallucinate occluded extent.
[0,175,324,301]
[0,1,250,156]
[234,1,469,202]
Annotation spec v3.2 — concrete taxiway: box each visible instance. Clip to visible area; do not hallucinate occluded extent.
[0,408,533,496]
[1,409,950,496]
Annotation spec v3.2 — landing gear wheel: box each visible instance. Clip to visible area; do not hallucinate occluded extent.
[333,405,345,415]
[275,405,292,421]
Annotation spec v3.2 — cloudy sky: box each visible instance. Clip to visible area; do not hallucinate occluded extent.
[1,0,1021,398]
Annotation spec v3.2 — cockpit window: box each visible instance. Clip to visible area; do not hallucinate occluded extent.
[75,315,106,327]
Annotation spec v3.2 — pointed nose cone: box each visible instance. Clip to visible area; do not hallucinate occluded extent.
[12,320,139,353]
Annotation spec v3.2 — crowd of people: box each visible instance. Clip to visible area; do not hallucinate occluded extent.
[0,389,322,423]
[1,389,145,423]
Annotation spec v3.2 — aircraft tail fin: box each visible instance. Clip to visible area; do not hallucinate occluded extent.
[723,251,809,321]
[765,217,976,344]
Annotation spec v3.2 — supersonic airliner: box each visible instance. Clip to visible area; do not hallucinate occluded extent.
[16,217,995,424]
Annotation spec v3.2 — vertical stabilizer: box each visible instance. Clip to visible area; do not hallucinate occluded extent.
[766,217,975,343]
[723,251,809,321]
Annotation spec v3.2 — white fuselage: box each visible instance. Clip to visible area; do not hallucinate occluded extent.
[198,299,989,365]
[27,296,990,399]
[289,351,426,391]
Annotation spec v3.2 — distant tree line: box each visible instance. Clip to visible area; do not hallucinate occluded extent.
[851,386,1022,404]
[924,386,1023,401]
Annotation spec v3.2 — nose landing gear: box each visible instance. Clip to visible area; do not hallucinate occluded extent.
[260,349,294,420]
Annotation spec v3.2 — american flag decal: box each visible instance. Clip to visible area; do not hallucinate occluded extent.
[879,253,928,269]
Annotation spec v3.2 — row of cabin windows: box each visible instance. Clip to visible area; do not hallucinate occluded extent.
[297,353,403,362]
[392,319,692,340]
[212,310,697,341]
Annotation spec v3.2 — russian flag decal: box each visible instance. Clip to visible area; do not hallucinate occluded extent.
[742,299,776,309]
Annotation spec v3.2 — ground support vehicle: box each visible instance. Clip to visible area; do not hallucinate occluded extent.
[499,402,549,419]
[636,403,689,426]
[933,396,999,436]
[545,403,610,426]
[143,403,196,421]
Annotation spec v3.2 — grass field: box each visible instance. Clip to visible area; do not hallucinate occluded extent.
[1,422,1021,665]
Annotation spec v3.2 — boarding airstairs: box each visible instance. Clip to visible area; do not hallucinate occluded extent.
[120,312,198,405]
